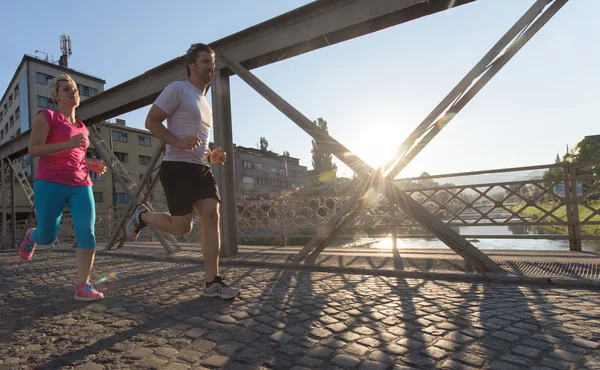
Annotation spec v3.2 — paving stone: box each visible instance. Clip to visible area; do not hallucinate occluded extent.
[2,253,600,370]
[137,356,169,369]
[297,356,324,367]
[200,355,229,367]
[358,360,389,370]
[331,354,361,368]
[512,345,541,358]
[125,347,154,360]
[177,350,204,364]
[571,337,600,349]
[162,363,191,370]
[155,347,179,359]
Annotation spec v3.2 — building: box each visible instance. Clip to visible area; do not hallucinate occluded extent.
[0,53,106,218]
[233,145,308,199]
[86,119,168,213]
[0,54,106,177]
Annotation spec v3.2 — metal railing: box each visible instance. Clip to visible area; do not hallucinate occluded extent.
[2,160,598,251]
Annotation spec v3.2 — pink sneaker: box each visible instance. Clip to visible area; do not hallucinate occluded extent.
[75,282,104,301]
[19,228,36,260]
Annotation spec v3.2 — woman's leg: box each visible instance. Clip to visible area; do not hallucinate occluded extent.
[20,180,67,260]
[67,185,103,301]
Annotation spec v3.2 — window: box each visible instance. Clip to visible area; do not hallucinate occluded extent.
[93,192,104,203]
[279,168,286,175]
[269,165,277,173]
[15,107,20,120]
[139,155,151,165]
[139,174,153,186]
[242,176,255,184]
[8,94,13,107]
[138,135,151,146]
[256,163,266,171]
[15,128,20,136]
[257,177,267,185]
[9,115,14,128]
[271,179,278,186]
[112,131,128,142]
[89,170,102,181]
[115,193,129,203]
[14,85,19,98]
[89,87,97,97]
[78,84,90,97]
[291,182,296,188]
[114,152,128,162]
[298,183,305,188]
[37,96,57,110]
[289,170,296,177]
[280,181,287,189]
[3,103,7,115]
[36,72,52,85]
[242,160,254,169]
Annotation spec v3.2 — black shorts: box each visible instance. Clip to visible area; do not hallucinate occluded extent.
[158,161,221,216]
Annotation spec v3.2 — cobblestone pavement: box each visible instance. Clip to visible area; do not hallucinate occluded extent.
[1,251,599,370]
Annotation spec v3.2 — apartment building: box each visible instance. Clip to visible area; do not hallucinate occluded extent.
[234,145,308,199]
[86,119,168,213]
[0,54,106,176]
[0,54,106,218]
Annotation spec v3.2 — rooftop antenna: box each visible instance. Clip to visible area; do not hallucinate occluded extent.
[34,50,49,62]
[59,35,72,68]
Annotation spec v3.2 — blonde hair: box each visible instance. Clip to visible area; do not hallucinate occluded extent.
[49,74,77,103]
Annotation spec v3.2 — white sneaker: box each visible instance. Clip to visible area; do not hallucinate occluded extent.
[203,276,240,299]
[125,204,149,241]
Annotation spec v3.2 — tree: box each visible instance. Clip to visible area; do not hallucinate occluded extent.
[260,137,269,151]
[282,150,290,157]
[311,117,338,177]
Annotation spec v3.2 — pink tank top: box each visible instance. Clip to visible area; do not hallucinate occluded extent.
[34,109,93,187]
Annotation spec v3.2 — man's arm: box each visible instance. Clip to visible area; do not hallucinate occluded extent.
[145,105,201,150]
[145,105,182,147]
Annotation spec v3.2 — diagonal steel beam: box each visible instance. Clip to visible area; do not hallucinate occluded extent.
[382,0,557,178]
[386,0,568,180]
[219,54,502,273]
[284,0,568,265]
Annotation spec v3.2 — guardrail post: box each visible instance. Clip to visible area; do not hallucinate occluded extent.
[563,163,582,251]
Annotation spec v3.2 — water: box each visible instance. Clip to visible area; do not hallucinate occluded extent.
[339,224,600,253]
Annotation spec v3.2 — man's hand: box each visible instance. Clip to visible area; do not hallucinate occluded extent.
[88,160,107,175]
[209,146,227,165]
[174,134,202,150]
[66,133,87,149]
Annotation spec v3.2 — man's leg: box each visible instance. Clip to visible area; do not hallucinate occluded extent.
[193,198,220,281]
[194,198,240,299]
[141,211,194,236]
[126,161,195,240]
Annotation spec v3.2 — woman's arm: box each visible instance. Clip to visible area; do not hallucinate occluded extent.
[28,113,85,157]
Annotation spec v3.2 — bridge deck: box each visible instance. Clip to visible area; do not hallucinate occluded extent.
[46,243,600,282]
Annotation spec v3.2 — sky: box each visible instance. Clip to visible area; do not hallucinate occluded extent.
[2,0,598,179]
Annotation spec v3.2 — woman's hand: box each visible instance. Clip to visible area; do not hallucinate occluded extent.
[88,160,107,175]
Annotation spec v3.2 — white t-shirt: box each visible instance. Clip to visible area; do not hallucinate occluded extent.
[153,81,212,166]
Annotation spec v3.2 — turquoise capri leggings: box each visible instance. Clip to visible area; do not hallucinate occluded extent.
[30,180,96,249]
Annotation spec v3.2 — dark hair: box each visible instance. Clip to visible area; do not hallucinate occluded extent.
[185,43,215,77]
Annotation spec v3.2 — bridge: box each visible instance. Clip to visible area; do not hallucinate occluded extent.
[0,0,596,273]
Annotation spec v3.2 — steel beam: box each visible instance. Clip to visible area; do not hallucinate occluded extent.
[220,54,503,273]
[74,0,475,124]
[10,165,16,250]
[1,161,6,249]
[211,70,239,258]
[0,130,30,162]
